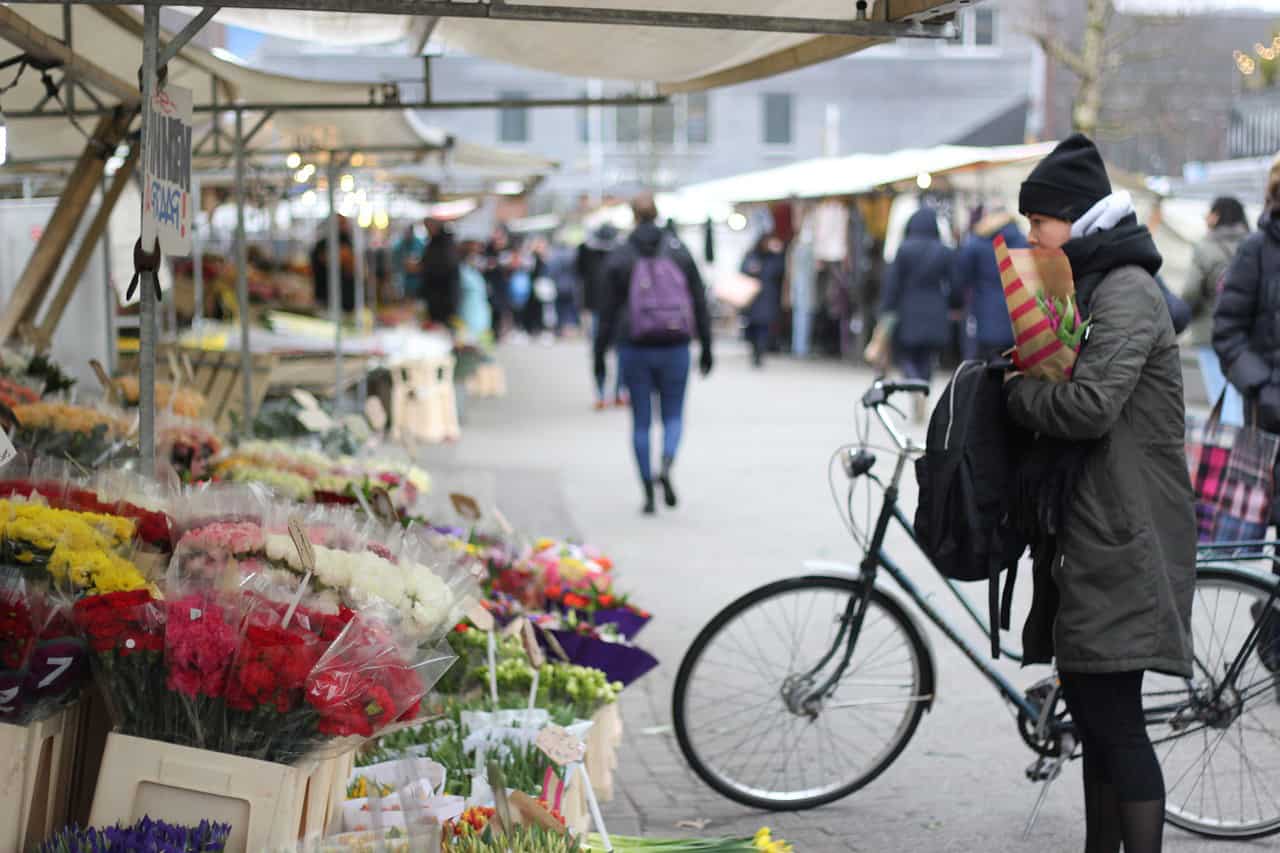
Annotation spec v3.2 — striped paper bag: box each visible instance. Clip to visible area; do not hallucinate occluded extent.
[994,233,1078,383]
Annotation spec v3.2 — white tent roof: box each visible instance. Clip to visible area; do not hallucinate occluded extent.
[177,1,963,94]
[0,5,554,177]
[673,143,1058,206]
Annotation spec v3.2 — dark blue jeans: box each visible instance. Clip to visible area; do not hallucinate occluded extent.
[618,344,690,483]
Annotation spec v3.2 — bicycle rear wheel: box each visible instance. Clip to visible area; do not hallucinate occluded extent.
[1143,566,1280,840]
[672,575,931,811]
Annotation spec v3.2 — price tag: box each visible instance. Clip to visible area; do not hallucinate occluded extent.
[166,350,183,386]
[540,625,570,662]
[89,359,115,399]
[287,516,316,572]
[492,505,515,538]
[521,618,546,668]
[467,601,495,632]
[536,725,586,767]
[368,486,398,525]
[364,395,388,431]
[291,388,322,411]
[449,492,482,522]
[296,408,334,433]
[0,429,15,469]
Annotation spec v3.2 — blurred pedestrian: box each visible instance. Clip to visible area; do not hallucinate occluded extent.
[520,238,552,339]
[421,218,460,327]
[953,204,1026,360]
[392,224,425,300]
[1187,196,1249,426]
[457,241,493,343]
[596,194,713,515]
[310,216,356,313]
[880,207,953,417]
[546,240,582,336]
[740,234,786,368]
[579,224,625,407]
[483,228,515,340]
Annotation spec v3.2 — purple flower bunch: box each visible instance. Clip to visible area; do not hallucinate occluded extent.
[38,817,232,853]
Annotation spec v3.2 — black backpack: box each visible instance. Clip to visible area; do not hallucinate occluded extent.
[914,360,1027,659]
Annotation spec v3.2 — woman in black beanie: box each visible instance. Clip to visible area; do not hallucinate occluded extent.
[1005,134,1195,853]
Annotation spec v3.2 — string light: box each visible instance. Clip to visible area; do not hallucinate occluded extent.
[286,152,302,169]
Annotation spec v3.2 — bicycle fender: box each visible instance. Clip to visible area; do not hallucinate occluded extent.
[801,560,938,712]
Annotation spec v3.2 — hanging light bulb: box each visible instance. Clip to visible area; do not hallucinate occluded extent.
[286,152,302,169]
[340,174,355,192]
[374,210,390,230]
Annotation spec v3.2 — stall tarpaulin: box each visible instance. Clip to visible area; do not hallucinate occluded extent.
[175,1,966,92]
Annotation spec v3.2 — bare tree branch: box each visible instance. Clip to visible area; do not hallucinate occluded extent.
[1024,26,1091,79]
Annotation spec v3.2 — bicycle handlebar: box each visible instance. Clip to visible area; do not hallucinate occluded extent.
[860,380,929,409]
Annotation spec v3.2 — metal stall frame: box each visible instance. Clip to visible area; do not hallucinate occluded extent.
[1,0,965,476]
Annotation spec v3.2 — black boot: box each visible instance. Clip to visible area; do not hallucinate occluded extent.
[642,480,656,515]
[658,457,678,508]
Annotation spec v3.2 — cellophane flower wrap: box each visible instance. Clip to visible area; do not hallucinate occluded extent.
[11,399,132,468]
[0,484,153,725]
[994,234,1086,383]
[304,603,457,755]
[157,415,222,484]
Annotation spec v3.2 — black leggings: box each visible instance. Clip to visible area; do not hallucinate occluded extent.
[1059,670,1165,853]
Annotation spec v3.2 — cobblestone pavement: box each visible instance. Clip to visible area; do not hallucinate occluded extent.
[421,338,1271,853]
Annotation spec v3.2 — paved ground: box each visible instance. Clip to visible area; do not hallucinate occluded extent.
[420,338,1270,853]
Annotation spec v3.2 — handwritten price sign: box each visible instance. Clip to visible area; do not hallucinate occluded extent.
[142,79,193,257]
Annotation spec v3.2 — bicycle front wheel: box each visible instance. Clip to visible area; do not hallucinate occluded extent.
[1144,566,1280,840]
[672,575,931,811]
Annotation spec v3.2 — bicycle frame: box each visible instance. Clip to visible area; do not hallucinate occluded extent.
[808,394,1280,731]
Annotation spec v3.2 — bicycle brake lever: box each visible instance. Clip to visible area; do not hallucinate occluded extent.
[884,401,908,422]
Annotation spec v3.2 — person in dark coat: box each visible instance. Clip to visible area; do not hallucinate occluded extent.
[483,228,515,340]
[954,205,1026,359]
[310,216,356,313]
[579,224,625,406]
[880,208,953,386]
[1007,134,1195,853]
[740,234,786,368]
[1213,160,1280,675]
[420,218,461,326]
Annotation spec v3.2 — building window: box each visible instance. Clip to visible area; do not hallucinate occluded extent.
[615,104,641,144]
[763,93,793,146]
[498,91,529,143]
[974,8,997,46]
[685,93,710,144]
[652,102,677,146]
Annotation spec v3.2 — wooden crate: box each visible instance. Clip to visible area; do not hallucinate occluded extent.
[88,733,314,853]
[0,705,80,853]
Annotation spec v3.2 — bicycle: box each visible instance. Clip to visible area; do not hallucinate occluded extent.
[672,377,1280,840]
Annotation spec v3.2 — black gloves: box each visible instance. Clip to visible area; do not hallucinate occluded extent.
[699,347,714,377]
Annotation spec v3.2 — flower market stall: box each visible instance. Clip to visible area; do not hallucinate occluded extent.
[0,345,796,853]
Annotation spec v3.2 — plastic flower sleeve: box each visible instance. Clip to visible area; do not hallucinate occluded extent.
[303,603,452,756]
[163,547,247,750]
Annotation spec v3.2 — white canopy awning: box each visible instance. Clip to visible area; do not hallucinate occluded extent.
[673,143,1059,207]
[176,1,964,93]
[0,5,553,178]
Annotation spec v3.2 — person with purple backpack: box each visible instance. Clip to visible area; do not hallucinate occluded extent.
[595,194,714,515]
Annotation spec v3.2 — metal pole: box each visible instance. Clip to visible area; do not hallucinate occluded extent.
[234,109,253,433]
[101,175,117,374]
[138,4,158,473]
[191,173,203,332]
[352,209,367,407]
[327,157,343,409]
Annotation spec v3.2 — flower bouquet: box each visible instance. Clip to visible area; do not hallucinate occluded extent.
[37,817,232,853]
[994,234,1086,382]
[115,377,205,419]
[157,417,222,483]
[12,402,132,468]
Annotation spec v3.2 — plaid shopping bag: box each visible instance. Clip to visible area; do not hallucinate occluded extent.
[1215,417,1280,543]
[1186,393,1239,542]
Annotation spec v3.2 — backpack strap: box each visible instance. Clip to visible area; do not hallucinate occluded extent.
[988,553,1001,660]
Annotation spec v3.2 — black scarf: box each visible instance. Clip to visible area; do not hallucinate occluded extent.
[1010,215,1162,547]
